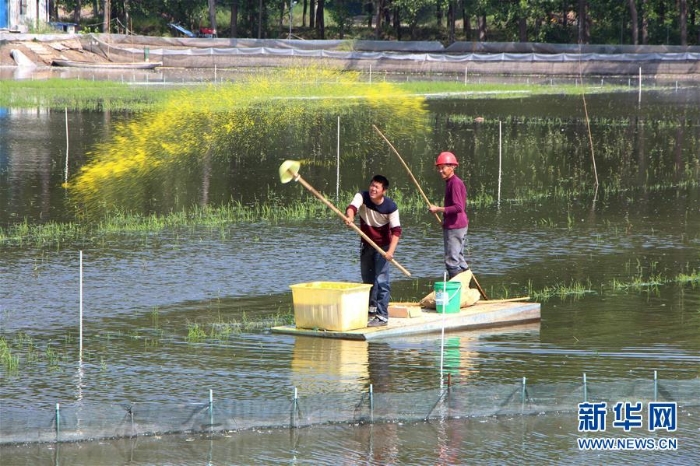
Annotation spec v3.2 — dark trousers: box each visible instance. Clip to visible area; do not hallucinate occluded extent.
[360,243,391,321]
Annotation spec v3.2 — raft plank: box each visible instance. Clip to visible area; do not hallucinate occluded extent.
[271,301,540,341]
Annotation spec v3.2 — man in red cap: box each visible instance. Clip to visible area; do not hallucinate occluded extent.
[429,152,469,279]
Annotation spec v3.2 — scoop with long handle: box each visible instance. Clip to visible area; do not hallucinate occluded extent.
[279,160,411,277]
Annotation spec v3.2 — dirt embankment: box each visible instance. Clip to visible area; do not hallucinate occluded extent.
[4,34,700,78]
[0,38,107,67]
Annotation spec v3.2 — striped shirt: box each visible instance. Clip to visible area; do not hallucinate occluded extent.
[347,191,402,247]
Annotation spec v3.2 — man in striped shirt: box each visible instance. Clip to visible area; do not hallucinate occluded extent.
[346,175,402,327]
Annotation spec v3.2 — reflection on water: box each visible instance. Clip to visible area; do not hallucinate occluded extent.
[291,337,369,392]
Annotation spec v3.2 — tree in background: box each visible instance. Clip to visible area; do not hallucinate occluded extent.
[474,0,488,40]
[578,0,590,43]
[629,0,639,44]
[316,0,325,37]
[208,0,218,35]
[328,0,362,38]
[393,0,434,39]
[72,0,82,24]
[680,0,688,45]
[103,0,110,31]
[53,0,700,45]
[231,0,239,36]
[373,0,384,38]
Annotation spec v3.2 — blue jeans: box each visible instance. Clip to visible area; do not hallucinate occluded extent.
[444,226,469,279]
[360,243,391,321]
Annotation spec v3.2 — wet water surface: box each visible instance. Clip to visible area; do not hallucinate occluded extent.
[2,83,700,463]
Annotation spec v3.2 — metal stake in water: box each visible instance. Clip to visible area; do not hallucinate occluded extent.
[497,120,502,208]
[79,250,83,360]
[64,108,69,184]
[291,386,298,428]
[521,377,527,405]
[439,272,447,390]
[654,370,658,402]
[336,116,340,204]
[583,372,587,402]
[55,403,60,441]
[209,389,214,433]
[369,384,374,423]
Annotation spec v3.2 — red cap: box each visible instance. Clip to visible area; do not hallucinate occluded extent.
[435,151,458,166]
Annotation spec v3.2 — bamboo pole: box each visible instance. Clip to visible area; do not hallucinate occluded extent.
[373,124,441,224]
[390,296,531,307]
[372,125,489,300]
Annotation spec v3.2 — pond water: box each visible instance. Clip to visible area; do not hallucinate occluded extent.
[2,82,700,463]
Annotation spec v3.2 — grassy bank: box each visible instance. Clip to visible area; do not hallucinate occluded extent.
[0,79,171,111]
[0,76,627,111]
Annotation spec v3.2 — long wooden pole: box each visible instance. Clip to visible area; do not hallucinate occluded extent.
[372,125,488,299]
[393,296,530,306]
[373,124,442,224]
[288,170,411,277]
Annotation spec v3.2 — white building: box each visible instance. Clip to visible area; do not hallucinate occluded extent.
[0,0,50,32]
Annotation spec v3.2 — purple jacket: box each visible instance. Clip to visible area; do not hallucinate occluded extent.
[442,174,468,229]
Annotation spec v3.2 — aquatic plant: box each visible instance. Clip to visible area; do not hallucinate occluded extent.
[0,190,438,249]
[676,269,700,286]
[529,279,595,302]
[67,66,429,215]
[186,322,208,342]
[210,322,239,339]
[0,337,20,373]
[519,265,700,303]
[45,344,61,367]
[151,306,160,328]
